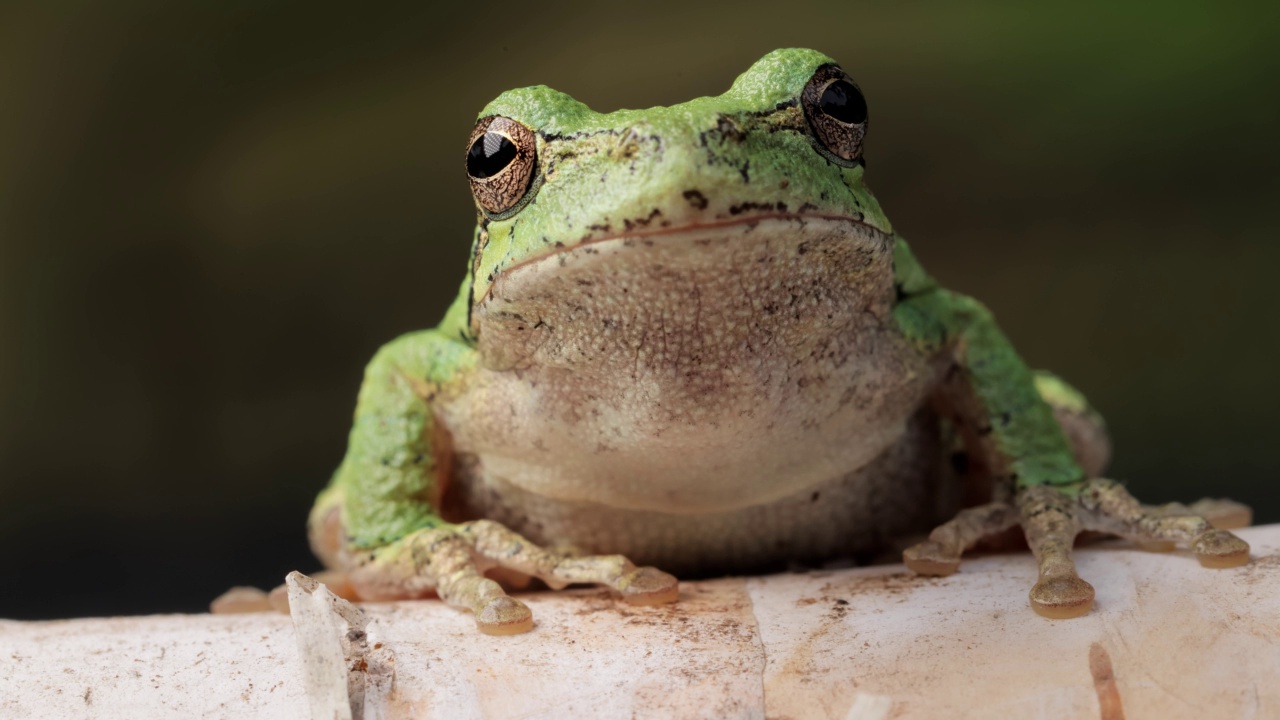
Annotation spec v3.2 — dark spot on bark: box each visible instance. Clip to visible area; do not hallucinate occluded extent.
[1089,643,1126,720]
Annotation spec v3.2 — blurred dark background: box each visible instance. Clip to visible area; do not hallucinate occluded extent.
[1,1,1276,619]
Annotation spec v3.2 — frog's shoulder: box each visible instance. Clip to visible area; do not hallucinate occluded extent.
[892,237,938,297]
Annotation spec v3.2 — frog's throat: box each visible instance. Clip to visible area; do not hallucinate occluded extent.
[457,214,917,516]
[475,212,889,307]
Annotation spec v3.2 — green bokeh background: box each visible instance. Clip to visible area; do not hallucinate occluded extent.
[1,2,1276,619]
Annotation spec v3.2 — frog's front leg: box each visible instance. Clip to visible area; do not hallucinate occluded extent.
[313,323,676,635]
[896,288,1250,618]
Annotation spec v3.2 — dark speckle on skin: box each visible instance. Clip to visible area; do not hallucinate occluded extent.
[729,201,788,216]
[682,190,709,209]
[622,208,664,232]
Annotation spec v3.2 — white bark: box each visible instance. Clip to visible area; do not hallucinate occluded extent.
[3,525,1278,719]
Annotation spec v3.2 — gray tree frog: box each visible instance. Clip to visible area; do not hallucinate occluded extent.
[305,48,1250,635]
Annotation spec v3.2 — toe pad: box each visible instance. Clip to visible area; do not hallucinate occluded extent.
[618,567,680,606]
[903,543,960,577]
[1030,575,1095,619]
[476,596,534,636]
[1193,530,1251,568]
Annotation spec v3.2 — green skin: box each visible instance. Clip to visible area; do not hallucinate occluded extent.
[308,48,1248,628]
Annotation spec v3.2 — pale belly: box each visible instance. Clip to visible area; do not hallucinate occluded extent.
[444,408,953,575]
[435,218,952,572]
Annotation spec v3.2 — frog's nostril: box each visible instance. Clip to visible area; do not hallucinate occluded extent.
[713,115,747,143]
[613,127,648,160]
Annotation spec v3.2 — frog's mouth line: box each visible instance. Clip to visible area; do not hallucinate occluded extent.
[477,211,890,306]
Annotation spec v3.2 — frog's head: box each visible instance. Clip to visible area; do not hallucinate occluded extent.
[463,48,894,344]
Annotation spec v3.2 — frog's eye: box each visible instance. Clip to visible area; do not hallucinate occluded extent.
[465,116,539,217]
[801,65,868,167]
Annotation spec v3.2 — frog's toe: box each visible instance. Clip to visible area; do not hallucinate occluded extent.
[476,596,534,636]
[902,541,961,577]
[1017,485,1096,619]
[904,502,1018,577]
[1029,574,1095,619]
[1192,529,1251,568]
[617,566,679,605]
[210,586,274,614]
[1187,498,1253,531]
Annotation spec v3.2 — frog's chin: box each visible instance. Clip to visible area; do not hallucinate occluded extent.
[452,214,928,517]
[479,212,891,305]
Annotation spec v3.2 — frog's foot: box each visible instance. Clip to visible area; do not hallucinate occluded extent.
[902,492,1099,618]
[414,520,678,635]
[905,480,1251,619]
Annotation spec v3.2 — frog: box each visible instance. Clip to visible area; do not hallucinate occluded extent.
[304,48,1251,635]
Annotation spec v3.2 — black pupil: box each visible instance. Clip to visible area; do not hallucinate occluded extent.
[466,132,518,179]
[819,81,867,125]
